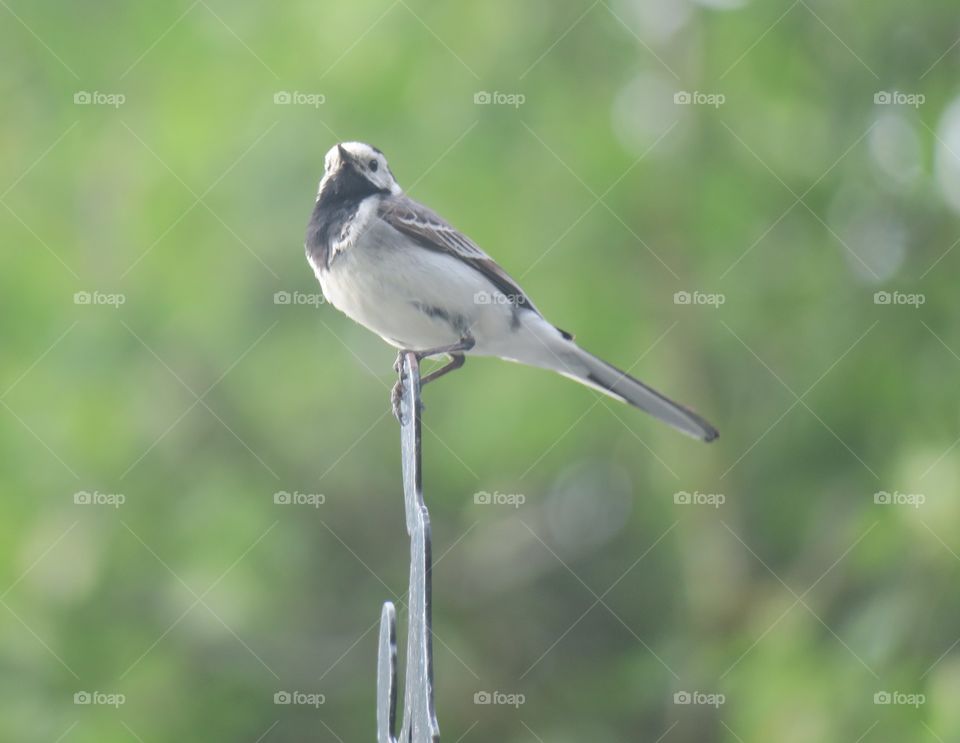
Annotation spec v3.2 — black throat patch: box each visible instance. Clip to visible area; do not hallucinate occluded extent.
[305,163,388,269]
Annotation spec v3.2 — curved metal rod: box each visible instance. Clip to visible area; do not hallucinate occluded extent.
[377,352,440,743]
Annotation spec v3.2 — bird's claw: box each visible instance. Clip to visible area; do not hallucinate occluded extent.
[391,378,404,425]
[391,350,430,425]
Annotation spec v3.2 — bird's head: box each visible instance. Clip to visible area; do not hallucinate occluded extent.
[317,141,401,202]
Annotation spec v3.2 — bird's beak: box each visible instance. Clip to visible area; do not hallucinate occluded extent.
[337,144,351,167]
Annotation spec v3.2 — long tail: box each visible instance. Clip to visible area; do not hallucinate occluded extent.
[502,321,719,442]
[561,344,719,441]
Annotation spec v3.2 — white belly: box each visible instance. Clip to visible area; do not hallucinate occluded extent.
[310,220,517,352]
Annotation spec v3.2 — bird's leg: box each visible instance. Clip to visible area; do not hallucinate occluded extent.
[414,336,475,365]
[391,337,475,423]
[415,336,474,388]
[420,353,465,386]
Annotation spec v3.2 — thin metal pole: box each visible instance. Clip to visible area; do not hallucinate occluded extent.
[377,352,440,743]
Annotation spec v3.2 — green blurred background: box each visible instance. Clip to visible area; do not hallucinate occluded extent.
[2,0,960,740]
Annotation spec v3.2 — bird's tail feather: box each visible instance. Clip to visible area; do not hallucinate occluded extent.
[515,330,718,442]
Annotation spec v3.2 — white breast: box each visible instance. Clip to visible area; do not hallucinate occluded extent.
[309,213,520,352]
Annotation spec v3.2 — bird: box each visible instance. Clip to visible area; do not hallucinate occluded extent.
[304,141,718,442]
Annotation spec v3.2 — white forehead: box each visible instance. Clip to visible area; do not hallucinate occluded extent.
[324,141,386,169]
[341,141,382,160]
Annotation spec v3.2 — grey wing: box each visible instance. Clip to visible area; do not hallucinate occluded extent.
[377,194,542,315]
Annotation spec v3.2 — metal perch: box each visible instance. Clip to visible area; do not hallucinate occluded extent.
[376,352,440,743]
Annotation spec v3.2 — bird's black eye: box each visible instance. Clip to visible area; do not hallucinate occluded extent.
[369,159,379,172]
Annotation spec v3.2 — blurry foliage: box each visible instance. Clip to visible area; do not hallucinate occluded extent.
[2,0,960,741]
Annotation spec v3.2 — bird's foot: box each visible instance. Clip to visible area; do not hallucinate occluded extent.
[392,350,408,424]
[391,377,404,424]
